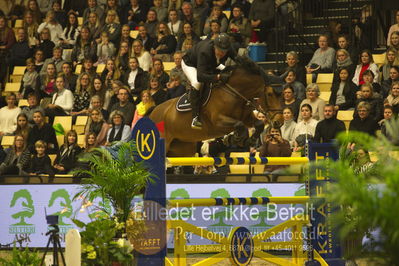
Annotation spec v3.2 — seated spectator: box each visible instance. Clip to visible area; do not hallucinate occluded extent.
[151,22,177,61]
[85,108,109,146]
[89,95,109,121]
[60,10,80,49]
[380,106,395,143]
[21,93,45,126]
[38,11,63,44]
[148,76,168,105]
[387,10,399,46]
[85,12,103,42]
[104,80,123,111]
[177,22,200,51]
[329,67,357,111]
[337,34,359,65]
[20,59,39,98]
[281,85,301,121]
[96,32,116,64]
[85,132,99,152]
[203,6,228,35]
[170,51,188,87]
[282,70,305,101]
[92,76,107,104]
[104,0,122,23]
[381,66,399,99]
[54,130,82,174]
[152,0,168,22]
[273,51,306,86]
[72,27,98,67]
[124,0,147,29]
[132,90,155,128]
[227,4,251,47]
[26,0,43,24]
[280,107,297,148]
[71,73,93,117]
[52,1,67,28]
[144,9,159,39]
[115,40,130,72]
[119,25,134,50]
[36,28,55,60]
[0,16,16,85]
[150,58,170,88]
[306,35,335,81]
[23,11,40,48]
[181,2,201,37]
[0,93,21,137]
[132,39,152,72]
[380,47,399,82]
[298,83,325,121]
[40,46,66,75]
[351,147,374,174]
[361,69,382,95]
[81,57,97,78]
[136,24,156,52]
[8,28,32,71]
[14,113,31,140]
[384,81,399,115]
[61,62,78,92]
[28,140,55,176]
[103,10,121,46]
[105,110,131,145]
[121,57,149,97]
[206,20,221,40]
[167,9,182,37]
[83,0,104,24]
[389,31,399,51]
[33,49,46,72]
[28,110,58,154]
[0,135,31,176]
[45,75,74,124]
[166,73,186,99]
[355,83,383,122]
[333,49,355,82]
[259,124,291,182]
[100,59,122,90]
[109,87,135,125]
[38,62,57,98]
[352,49,379,86]
[314,104,346,143]
[293,104,319,151]
[349,101,378,136]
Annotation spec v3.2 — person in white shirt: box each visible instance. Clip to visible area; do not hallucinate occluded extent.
[280,107,297,148]
[38,10,64,44]
[167,9,182,37]
[132,39,152,72]
[46,75,74,124]
[293,104,318,152]
[0,93,21,137]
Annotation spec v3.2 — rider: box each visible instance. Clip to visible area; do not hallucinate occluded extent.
[182,33,236,129]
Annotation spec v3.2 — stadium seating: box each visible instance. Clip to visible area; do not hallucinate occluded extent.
[337,110,354,130]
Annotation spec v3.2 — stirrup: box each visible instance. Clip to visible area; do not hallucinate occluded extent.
[191,116,202,129]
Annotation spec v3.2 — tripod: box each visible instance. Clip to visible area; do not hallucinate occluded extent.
[40,225,66,266]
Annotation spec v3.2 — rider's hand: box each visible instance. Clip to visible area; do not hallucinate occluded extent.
[219,72,230,83]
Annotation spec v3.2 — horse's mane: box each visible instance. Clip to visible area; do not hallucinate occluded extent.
[224,56,263,76]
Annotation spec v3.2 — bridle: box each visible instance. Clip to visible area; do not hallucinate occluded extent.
[221,81,282,124]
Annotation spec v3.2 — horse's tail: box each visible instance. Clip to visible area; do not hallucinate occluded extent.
[145,105,156,116]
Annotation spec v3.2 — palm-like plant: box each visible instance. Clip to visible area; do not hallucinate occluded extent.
[321,118,399,265]
[73,141,154,224]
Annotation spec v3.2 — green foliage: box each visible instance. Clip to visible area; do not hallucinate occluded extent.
[73,141,154,223]
[0,245,41,266]
[76,218,133,266]
[320,119,399,265]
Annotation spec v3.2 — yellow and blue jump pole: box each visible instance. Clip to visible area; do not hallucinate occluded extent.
[167,156,309,166]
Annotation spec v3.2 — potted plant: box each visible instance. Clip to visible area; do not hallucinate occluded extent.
[72,141,153,265]
[0,245,41,266]
[320,119,399,265]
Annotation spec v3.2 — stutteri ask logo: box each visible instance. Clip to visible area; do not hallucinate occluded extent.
[9,189,35,234]
[209,188,233,227]
[169,188,192,220]
[48,189,73,233]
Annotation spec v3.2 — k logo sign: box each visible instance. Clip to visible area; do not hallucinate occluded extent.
[132,117,160,160]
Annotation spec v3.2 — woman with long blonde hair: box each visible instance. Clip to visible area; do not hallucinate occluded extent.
[102,9,121,45]
[131,39,152,72]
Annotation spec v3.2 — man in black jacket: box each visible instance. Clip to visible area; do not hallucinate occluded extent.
[314,104,346,143]
[182,33,236,129]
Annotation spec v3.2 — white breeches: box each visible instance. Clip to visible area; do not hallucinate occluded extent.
[181,59,201,90]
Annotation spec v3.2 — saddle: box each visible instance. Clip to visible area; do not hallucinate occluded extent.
[176,86,212,112]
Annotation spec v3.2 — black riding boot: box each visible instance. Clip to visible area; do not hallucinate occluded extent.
[189,89,202,129]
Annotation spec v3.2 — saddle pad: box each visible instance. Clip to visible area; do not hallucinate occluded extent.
[176,88,212,112]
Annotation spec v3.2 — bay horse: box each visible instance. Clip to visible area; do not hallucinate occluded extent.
[149,56,282,156]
